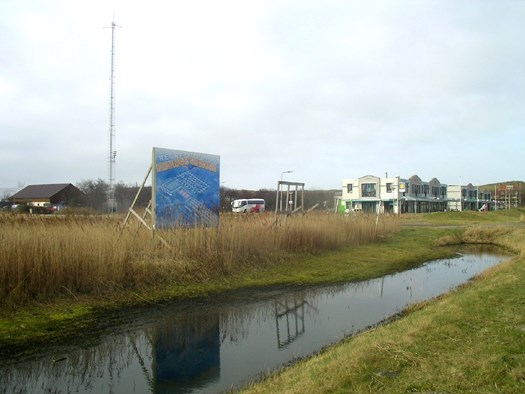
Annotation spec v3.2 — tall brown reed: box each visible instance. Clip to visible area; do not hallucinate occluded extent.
[0,212,398,306]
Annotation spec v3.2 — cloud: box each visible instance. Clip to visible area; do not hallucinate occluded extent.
[0,0,523,190]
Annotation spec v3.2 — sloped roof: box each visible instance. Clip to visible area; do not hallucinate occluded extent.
[10,183,73,199]
[409,174,422,183]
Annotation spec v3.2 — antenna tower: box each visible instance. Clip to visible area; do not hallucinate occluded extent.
[107,19,120,212]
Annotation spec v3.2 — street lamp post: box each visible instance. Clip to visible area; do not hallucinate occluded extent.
[279,170,293,211]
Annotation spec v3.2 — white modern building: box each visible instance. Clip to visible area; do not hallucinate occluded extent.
[447,184,492,211]
[341,175,447,214]
[340,175,491,214]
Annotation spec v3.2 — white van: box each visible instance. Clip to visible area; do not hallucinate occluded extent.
[231,199,265,213]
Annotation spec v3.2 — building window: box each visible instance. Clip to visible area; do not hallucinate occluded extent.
[347,184,353,193]
[361,183,376,197]
[386,183,392,192]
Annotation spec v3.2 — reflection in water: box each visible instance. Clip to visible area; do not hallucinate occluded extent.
[275,297,307,348]
[0,249,509,393]
[153,313,220,393]
[1,330,155,393]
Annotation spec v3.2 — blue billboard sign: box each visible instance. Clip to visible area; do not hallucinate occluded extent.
[152,148,220,228]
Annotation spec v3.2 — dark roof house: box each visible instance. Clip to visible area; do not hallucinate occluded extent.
[9,183,83,205]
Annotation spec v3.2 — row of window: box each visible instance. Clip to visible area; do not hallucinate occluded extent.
[347,183,494,200]
[461,190,490,199]
[346,183,447,198]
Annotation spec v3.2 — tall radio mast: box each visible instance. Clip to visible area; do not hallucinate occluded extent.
[107,19,120,212]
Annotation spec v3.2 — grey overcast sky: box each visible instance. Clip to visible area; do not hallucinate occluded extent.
[1,0,524,191]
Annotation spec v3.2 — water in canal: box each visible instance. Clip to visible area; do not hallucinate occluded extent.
[0,247,510,393]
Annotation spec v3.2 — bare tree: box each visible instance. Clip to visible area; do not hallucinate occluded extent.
[76,179,109,212]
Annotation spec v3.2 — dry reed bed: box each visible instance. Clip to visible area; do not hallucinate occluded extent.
[0,212,398,306]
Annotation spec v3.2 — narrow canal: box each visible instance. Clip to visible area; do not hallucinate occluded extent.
[0,247,510,393]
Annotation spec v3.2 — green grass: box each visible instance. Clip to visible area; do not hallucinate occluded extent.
[232,226,458,287]
[401,207,525,226]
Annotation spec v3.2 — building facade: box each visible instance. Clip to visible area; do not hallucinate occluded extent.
[341,175,492,214]
[8,183,83,208]
[493,183,522,209]
[447,183,493,211]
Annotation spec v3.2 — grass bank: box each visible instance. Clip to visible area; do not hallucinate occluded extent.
[401,208,525,226]
[240,210,525,393]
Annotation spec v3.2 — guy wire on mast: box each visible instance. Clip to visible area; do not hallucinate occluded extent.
[105,19,121,213]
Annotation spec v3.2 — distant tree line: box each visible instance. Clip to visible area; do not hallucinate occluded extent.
[75,179,151,213]
[75,179,339,213]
